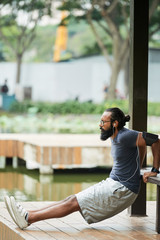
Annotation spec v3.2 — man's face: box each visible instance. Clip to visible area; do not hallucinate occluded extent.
[99,111,113,141]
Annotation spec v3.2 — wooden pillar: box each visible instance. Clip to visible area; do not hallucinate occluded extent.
[156,185,160,233]
[128,0,149,216]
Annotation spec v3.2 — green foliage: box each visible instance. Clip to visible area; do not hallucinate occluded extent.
[148,102,160,116]
[1,1,159,63]
[82,42,100,56]
[9,100,160,117]
[103,100,129,115]
[149,0,160,34]
[1,100,160,134]
[0,0,52,62]
[149,1,160,48]
[21,21,102,62]
[0,42,5,61]
[58,0,130,54]
[9,99,129,115]
[24,25,57,62]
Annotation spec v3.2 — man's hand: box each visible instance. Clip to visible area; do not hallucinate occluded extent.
[143,172,157,183]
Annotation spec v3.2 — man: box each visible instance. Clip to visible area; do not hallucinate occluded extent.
[4,107,160,230]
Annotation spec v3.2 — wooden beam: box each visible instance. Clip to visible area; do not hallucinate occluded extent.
[129,0,149,216]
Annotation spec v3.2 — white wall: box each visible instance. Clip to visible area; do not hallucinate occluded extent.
[148,63,160,102]
[0,55,159,103]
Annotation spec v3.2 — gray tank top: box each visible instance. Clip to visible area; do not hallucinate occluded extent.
[109,127,140,194]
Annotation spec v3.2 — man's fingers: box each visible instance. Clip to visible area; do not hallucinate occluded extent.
[143,171,157,183]
[143,175,148,183]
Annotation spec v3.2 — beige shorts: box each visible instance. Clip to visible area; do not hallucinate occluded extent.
[75,178,138,224]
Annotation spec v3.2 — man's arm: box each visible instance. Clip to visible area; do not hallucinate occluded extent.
[136,133,160,183]
[136,133,146,167]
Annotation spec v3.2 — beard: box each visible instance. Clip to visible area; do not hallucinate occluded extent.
[100,126,114,141]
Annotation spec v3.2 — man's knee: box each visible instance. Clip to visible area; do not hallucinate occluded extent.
[66,195,80,211]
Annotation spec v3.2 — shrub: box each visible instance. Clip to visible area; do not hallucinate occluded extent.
[9,100,160,116]
[9,100,128,114]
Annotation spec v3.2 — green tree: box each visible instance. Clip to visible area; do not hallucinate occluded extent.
[58,0,160,99]
[149,0,160,42]
[0,0,52,84]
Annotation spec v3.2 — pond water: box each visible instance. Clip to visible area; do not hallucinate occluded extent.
[0,167,156,202]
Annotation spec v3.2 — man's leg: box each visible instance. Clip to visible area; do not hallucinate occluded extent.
[29,196,73,213]
[28,195,80,224]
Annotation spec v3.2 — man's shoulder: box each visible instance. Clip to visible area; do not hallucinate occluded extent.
[117,128,138,144]
[120,128,137,134]
[119,127,132,135]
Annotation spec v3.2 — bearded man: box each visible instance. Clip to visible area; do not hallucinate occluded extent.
[4,108,160,229]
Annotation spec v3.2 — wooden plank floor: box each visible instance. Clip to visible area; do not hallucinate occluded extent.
[0,201,160,240]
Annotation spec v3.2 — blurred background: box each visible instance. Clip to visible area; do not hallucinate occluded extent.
[0,0,159,201]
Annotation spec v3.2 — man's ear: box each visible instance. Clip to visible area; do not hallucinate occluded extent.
[112,120,118,128]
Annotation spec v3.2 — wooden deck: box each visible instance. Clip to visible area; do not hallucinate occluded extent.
[0,201,159,240]
[0,133,113,174]
[0,134,154,174]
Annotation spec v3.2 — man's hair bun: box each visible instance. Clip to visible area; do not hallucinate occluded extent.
[124,115,130,122]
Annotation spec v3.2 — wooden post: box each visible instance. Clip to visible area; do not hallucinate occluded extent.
[156,185,160,233]
[128,0,149,216]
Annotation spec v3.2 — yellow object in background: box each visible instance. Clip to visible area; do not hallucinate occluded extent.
[53,12,68,62]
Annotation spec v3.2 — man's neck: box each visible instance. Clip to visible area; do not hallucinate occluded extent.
[111,129,119,140]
